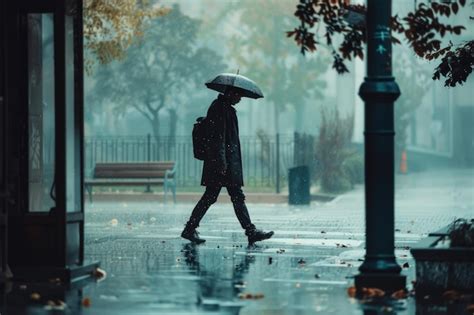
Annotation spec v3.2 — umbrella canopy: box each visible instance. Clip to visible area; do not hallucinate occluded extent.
[205,73,264,99]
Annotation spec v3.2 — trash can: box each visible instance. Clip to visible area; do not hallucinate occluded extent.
[288,165,310,205]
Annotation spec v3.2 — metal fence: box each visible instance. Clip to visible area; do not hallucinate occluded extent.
[84,134,296,190]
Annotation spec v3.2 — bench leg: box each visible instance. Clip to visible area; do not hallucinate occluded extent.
[163,182,168,204]
[145,184,152,193]
[85,184,93,203]
[172,182,176,204]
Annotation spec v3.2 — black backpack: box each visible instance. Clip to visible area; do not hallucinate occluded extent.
[192,116,209,160]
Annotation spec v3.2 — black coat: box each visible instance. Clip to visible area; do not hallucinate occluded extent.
[201,94,244,187]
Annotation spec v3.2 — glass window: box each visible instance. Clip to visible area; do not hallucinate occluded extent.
[65,15,80,212]
[28,13,56,212]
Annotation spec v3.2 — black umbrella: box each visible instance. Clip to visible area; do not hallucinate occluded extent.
[205,73,264,99]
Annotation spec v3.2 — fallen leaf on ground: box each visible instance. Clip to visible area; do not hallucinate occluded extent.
[362,287,385,297]
[391,289,408,299]
[347,286,357,298]
[238,292,264,300]
[94,268,107,282]
[82,297,91,307]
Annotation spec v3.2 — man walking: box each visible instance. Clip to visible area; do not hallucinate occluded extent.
[181,75,274,245]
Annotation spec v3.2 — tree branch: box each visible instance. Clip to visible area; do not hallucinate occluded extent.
[131,102,153,122]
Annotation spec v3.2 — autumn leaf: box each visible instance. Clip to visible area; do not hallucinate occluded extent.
[83,0,170,74]
[347,286,357,297]
[362,287,386,297]
[82,297,92,307]
[391,289,408,299]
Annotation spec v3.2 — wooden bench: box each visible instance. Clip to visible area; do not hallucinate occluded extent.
[84,161,177,203]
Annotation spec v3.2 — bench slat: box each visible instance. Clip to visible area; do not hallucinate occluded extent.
[93,161,175,179]
[85,161,177,203]
[94,170,173,179]
[95,162,174,169]
[85,179,166,185]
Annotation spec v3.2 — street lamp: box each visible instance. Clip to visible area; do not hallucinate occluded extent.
[354,0,406,292]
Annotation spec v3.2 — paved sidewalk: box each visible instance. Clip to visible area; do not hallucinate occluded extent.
[76,169,473,314]
[2,169,471,314]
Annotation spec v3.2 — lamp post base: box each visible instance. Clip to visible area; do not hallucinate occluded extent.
[355,273,406,292]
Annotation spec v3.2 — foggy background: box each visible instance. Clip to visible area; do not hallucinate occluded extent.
[83,0,474,192]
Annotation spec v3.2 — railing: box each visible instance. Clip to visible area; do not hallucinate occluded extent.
[84,134,296,191]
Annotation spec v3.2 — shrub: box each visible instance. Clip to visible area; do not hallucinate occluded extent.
[316,108,355,193]
[321,169,353,192]
[343,153,364,185]
[449,218,474,248]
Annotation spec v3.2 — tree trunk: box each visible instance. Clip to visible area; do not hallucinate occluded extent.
[167,108,177,159]
[273,102,280,135]
[168,108,177,138]
[150,115,160,160]
[151,115,160,138]
[295,103,306,133]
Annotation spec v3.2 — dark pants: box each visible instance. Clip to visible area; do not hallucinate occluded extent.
[186,186,254,230]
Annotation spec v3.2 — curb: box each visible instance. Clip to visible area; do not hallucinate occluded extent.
[86,192,336,204]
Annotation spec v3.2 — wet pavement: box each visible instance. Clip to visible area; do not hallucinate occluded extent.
[2,169,473,314]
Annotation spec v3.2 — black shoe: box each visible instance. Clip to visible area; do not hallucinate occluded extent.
[246,228,274,244]
[181,226,206,244]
